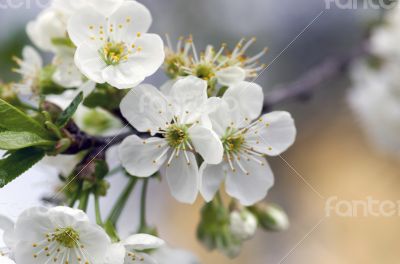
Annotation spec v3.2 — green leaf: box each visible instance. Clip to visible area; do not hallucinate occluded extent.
[51,37,76,49]
[0,98,52,139]
[0,131,55,150]
[0,147,45,188]
[55,92,83,128]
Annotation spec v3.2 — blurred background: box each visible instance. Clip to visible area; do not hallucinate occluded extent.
[1,0,399,263]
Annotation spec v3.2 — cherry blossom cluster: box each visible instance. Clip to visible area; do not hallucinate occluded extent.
[0,0,297,262]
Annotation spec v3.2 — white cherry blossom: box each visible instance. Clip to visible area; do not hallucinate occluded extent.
[119,76,223,204]
[179,37,267,87]
[67,1,165,89]
[105,234,164,264]
[13,206,112,264]
[12,46,43,102]
[200,82,296,205]
[152,246,200,264]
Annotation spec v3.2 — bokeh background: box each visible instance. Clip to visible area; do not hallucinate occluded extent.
[1,0,399,263]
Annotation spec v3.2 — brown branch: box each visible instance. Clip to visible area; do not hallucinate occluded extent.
[263,43,369,111]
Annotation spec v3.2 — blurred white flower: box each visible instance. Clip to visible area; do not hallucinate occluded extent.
[152,246,200,264]
[52,47,85,88]
[0,256,15,264]
[348,59,400,155]
[11,46,42,103]
[12,206,112,264]
[105,234,164,264]
[67,1,164,89]
[119,76,223,204]
[200,82,296,206]
[229,210,258,241]
[27,0,124,52]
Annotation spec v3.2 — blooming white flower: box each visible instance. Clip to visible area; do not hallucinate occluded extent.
[0,256,15,264]
[13,206,112,264]
[152,246,200,264]
[12,46,43,103]
[200,82,296,205]
[178,37,267,87]
[27,0,124,52]
[105,234,164,264]
[52,47,85,88]
[67,1,165,89]
[119,76,223,203]
[229,210,258,241]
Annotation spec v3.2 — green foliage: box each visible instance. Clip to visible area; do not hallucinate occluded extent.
[83,84,127,110]
[0,98,52,139]
[0,147,45,188]
[40,65,66,95]
[0,131,55,150]
[55,92,83,128]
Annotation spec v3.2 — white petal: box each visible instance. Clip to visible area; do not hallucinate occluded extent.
[160,79,177,95]
[67,7,106,48]
[119,135,169,177]
[222,81,263,126]
[26,9,65,52]
[125,34,165,77]
[14,207,52,242]
[0,215,16,249]
[0,256,15,264]
[199,163,226,202]
[102,64,145,89]
[77,80,97,98]
[74,44,107,83]
[104,243,126,264]
[52,50,83,88]
[246,111,296,156]
[225,159,274,206]
[108,1,152,42]
[126,253,157,264]
[123,234,164,251]
[77,221,111,263]
[48,206,90,224]
[169,76,208,124]
[216,66,246,86]
[165,151,199,204]
[22,46,42,69]
[120,85,173,134]
[207,98,234,137]
[189,126,223,164]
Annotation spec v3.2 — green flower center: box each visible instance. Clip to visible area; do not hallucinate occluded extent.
[165,54,187,78]
[195,63,215,80]
[222,129,245,154]
[165,124,189,149]
[54,227,80,248]
[101,41,129,65]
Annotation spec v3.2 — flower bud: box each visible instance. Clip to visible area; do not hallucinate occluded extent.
[249,203,290,232]
[229,209,258,241]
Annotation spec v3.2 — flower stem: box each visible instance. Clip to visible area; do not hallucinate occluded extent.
[139,179,149,231]
[106,177,137,225]
[94,193,103,226]
[78,190,89,212]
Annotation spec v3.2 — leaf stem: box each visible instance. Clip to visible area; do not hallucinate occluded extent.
[94,193,103,226]
[139,179,149,231]
[106,176,137,225]
[78,190,89,212]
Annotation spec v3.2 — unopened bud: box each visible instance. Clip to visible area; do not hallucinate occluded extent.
[249,203,289,232]
[229,209,257,241]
